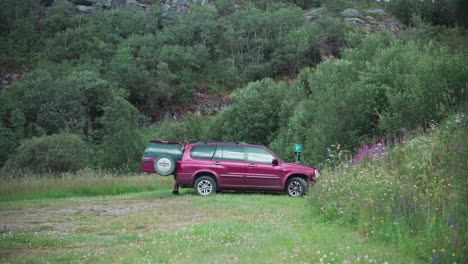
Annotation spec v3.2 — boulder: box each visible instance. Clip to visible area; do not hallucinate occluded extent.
[0,73,23,91]
[344,17,367,25]
[304,7,325,24]
[74,0,141,9]
[75,5,95,14]
[368,9,385,16]
[73,0,211,15]
[340,8,361,17]
[366,15,377,24]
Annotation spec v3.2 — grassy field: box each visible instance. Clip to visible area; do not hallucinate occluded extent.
[0,116,465,263]
[0,176,420,264]
[0,171,175,202]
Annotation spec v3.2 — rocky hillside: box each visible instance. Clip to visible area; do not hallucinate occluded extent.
[70,0,401,33]
[305,7,400,33]
[1,1,401,112]
[71,0,210,14]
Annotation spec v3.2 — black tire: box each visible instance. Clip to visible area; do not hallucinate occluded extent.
[194,176,217,196]
[286,177,307,197]
[154,154,176,176]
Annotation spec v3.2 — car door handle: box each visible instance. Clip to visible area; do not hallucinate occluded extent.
[249,164,257,168]
[213,161,220,165]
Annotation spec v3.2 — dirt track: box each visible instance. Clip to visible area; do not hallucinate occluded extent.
[0,196,225,236]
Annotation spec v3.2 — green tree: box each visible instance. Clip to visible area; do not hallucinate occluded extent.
[97,95,143,171]
[208,79,285,145]
[41,0,79,37]
[0,63,113,140]
[0,127,16,167]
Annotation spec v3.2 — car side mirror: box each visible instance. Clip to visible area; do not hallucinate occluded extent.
[272,159,279,166]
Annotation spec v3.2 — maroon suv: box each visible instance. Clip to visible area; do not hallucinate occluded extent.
[174,142,319,196]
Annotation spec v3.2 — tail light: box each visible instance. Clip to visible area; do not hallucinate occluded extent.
[176,161,182,172]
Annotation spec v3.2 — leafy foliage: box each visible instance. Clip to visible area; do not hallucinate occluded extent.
[208,79,286,145]
[96,95,143,171]
[387,0,467,28]
[0,0,467,173]
[270,32,468,165]
[4,131,90,173]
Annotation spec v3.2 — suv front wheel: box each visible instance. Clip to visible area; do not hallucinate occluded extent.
[286,177,307,197]
[194,176,217,196]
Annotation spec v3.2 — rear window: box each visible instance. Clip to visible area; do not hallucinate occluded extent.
[143,143,182,158]
[246,146,275,164]
[190,145,217,159]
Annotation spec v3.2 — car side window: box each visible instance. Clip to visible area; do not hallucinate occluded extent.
[213,146,245,161]
[190,145,217,159]
[246,147,275,164]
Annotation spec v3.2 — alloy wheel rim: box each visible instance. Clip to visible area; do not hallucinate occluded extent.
[288,182,302,196]
[198,180,212,195]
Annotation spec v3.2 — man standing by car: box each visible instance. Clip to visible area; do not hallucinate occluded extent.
[172,175,179,195]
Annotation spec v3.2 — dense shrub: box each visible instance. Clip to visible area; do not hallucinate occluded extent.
[0,127,17,166]
[386,0,467,28]
[4,132,90,173]
[144,115,211,143]
[206,79,286,145]
[270,32,468,165]
[0,63,114,140]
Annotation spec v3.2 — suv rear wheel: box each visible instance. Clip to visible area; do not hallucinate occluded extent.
[286,177,307,197]
[194,176,217,196]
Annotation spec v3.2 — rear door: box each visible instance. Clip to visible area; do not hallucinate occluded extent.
[141,141,182,173]
[245,146,283,189]
[211,145,246,188]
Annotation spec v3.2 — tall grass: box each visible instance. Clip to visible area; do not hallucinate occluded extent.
[311,114,467,263]
[0,169,173,201]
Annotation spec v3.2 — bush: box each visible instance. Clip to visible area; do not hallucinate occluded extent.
[0,127,17,166]
[271,32,468,166]
[206,78,286,145]
[145,115,211,143]
[4,132,90,173]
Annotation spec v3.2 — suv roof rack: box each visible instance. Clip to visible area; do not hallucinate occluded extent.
[150,140,181,145]
[195,141,248,145]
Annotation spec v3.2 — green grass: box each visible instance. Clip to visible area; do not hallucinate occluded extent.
[0,170,174,201]
[311,114,467,263]
[1,115,465,263]
[0,192,419,263]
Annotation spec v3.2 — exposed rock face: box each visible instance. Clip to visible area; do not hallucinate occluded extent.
[344,17,367,25]
[72,0,137,8]
[0,73,23,91]
[71,0,211,15]
[369,9,385,16]
[340,8,361,17]
[189,86,231,116]
[75,5,95,13]
[153,85,230,123]
[161,0,211,14]
[305,7,400,34]
[304,7,325,24]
